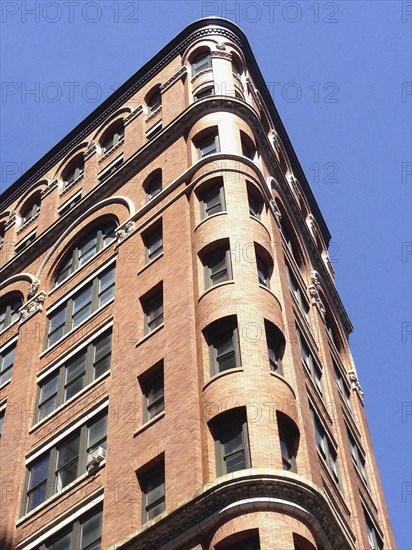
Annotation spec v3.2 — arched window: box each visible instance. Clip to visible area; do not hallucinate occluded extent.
[191,50,211,76]
[21,193,41,224]
[144,170,162,202]
[231,56,243,78]
[146,86,162,115]
[62,155,84,189]
[100,121,124,154]
[277,412,299,472]
[0,293,22,332]
[54,221,116,286]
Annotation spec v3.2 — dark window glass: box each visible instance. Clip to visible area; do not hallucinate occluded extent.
[192,52,211,75]
[212,409,250,475]
[101,125,124,154]
[202,246,231,287]
[198,183,225,219]
[142,287,164,334]
[140,460,165,522]
[0,297,22,332]
[0,341,16,386]
[204,317,241,375]
[143,223,163,263]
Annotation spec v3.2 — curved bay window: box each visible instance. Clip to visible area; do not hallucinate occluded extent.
[265,320,285,374]
[191,50,211,76]
[277,411,299,472]
[54,222,116,286]
[203,315,241,375]
[210,408,251,475]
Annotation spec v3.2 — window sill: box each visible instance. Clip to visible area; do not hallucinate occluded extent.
[198,280,235,302]
[133,410,165,437]
[145,105,162,122]
[29,371,111,433]
[16,462,105,526]
[60,174,84,196]
[137,252,164,276]
[194,211,227,232]
[135,323,164,348]
[18,213,39,234]
[40,300,114,358]
[269,371,296,399]
[249,214,271,237]
[0,379,11,392]
[99,139,124,163]
[191,67,213,83]
[0,319,19,338]
[203,367,243,391]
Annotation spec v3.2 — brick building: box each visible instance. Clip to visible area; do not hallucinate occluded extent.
[0,17,395,550]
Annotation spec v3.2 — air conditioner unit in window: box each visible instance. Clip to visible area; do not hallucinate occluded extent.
[87,446,106,471]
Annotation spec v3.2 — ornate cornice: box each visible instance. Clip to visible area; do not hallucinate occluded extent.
[160,66,188,94]
[19,291,46,324]
[124,106,143,126]
[40,180,58,199]
[113,473,355,550]
[116,220,135,242]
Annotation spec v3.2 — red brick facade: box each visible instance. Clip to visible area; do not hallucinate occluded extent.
[0,18,395,550]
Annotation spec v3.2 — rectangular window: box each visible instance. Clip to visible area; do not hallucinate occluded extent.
[0,401,6,436]
[198,183,225,219]
[212,409,250,475]
[196,133,220,159]
[310,407,340,486]
[192,53,211,76]
[139,362,165,422]
[204,317,241,375]
[139,459,165,522]
[47,266,115,347]
[287,266,310,324]
[202,246,232,288]
[58,192,82,217]
[37,330,112,421]
[347,428,368,485]
[363,506,384,550]
[143,222,163,263]
[142,285,164,334]
[33,505,103,550]
[334,361,353,413]
[25,411,107,513]
[297,330,323,396]
[0,340,16,386]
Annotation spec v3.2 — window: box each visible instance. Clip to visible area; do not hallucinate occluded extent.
[0,402,6,436]
[34,505,103,550]
[143,221,163,263]
[54,223,116,286]
[198,180,225,219]
[191,51,211,75]
[15,231,36,253]
[247,187,262,219]
[334,362,353,412]
[0,341,17,386]
[211,408,250,475]
[98,156,123,183]
[21,195,41,224]
[347,428,368,484]
[363,507,384,550]
[25,412,107,513]
[310,407,340,486]
[63,158,84,189]
[47,266,115,346]
[277,412,299,472]
[147,88,161,114]
[0,296,22,332]
[101,123,124,154]
[195,131,220,159]
[203,316,241,375]
[139,458,165,522]
[293,534,317,550]
[256,247,271,288]
[265,321,284,375]
[232,58,242,78]
[287,265,310,324]
[0,225,5,247]
[194,86,214,101]
[59,192,82,217]
[37,330,112,421]
[240,132,256,160]
[297,330,323,396]
[142,285,164,334]
[218,534,260,550]
[144,171,162,201]
[139,362,164,422]
[201,243,232,288]
[280,217,300,264]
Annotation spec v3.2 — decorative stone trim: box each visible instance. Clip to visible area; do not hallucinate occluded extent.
[98,138,124,163]
[60,174,83,196]
[41,180,58,198]
[27,278,40,299]
[269,199,282,225]
[19,291,46,324]
[84,142,97,160]
[160,66,188,94]
[18,212,39,233]
[124,106,143,126]
[116,220,135,242]
[348,369,364,400]
[215,40,227,50]
[5,213,17,230]
[309,284,326,321]
[210,51,232,60]
[323,253,335,277]
[146,105,162,123]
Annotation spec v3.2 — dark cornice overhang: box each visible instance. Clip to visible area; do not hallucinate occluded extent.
[1,18,330,247]
[111,473,355,550]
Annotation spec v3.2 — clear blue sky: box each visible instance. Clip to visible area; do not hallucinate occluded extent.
[1,1,411,547]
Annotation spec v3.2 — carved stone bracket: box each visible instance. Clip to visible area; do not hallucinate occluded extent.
[124,106,143,126]
[309,284,326,321]
[19,291,46,324]
[116,220,135,242]
[215,40,226,50]
[41,180,58,199]
[348,369,364,400]
[269,199,282,226]
[27,278,40,299]
[323,254,335,277]
[160,66,188,94]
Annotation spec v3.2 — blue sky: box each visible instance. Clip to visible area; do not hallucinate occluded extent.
[1,1,411,547]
